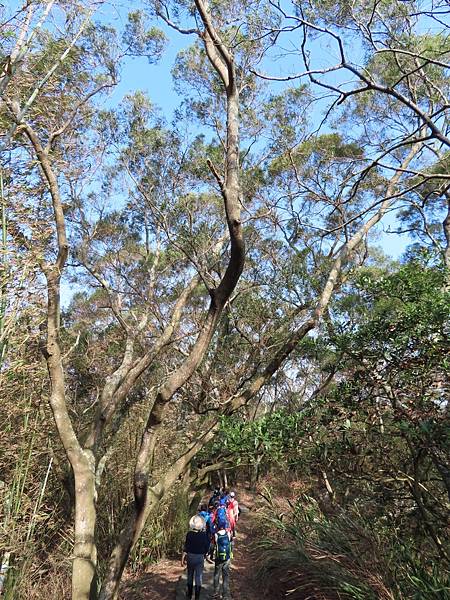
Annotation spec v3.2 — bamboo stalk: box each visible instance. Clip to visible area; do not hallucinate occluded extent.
[26,456,53,542]
[0,168,7,366]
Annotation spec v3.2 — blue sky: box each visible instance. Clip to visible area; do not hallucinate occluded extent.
[96,8,411,260]
[52,1,413,303]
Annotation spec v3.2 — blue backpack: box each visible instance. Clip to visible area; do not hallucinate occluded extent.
[199,511,211,534]
[216,506,229,527]
[216,531,232,562]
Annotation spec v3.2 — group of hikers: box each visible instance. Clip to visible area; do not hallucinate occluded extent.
[181,488,240,599]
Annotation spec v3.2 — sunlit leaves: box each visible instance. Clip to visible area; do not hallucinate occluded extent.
[123,11,167,62]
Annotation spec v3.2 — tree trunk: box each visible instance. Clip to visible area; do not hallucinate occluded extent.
[443,192,450,286]
[250,456,261,490]
[98,507,139,600]
[72,459,98,600]
[98,3,245,596]
[189,491,203,514]
[18,121,100,599]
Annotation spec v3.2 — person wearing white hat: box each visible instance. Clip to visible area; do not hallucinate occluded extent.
[228,492,239,527]
[181,515,210,599]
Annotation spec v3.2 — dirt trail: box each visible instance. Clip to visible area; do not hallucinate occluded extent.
[229,505,261,600]
[120,492,262,600]
[120,558,184,600]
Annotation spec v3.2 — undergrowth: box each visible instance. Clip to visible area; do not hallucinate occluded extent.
[255,490,450,600]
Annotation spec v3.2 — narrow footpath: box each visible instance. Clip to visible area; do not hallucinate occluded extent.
[175,502,259,600]
[228,506,260,600]
[120,493,262,600]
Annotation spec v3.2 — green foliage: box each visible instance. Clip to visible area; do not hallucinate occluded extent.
[256,495,450,600]
[256,495,389,599]
[201,409,308,472]
[300,0,419,36]
[335,262,450,363]
[268,132,363,178]
[123,11,167,61]
[128,487,191,571]
[366,33,450,100]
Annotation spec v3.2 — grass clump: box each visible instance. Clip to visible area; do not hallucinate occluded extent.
[255,492,450,600]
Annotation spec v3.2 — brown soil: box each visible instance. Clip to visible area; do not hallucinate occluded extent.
[229,495,262,600]
[120,558,184,600]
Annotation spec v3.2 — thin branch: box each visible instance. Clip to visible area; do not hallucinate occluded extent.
[155,1,199,35]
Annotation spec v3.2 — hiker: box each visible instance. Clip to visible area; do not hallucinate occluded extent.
[182,515,210,600]
[208,499,221,560]
[228,491,239,525]
[215,498,230,531]
[209,487,221,508]
[198,504,212,537]
[226,499,236,538]
[212,518,233,600]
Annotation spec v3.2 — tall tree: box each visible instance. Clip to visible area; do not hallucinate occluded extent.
[3,1,449,599]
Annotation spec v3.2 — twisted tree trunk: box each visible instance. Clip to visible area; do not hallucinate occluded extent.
[98,2,245,597]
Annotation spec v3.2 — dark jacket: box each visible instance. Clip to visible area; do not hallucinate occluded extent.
[184,530,210,555]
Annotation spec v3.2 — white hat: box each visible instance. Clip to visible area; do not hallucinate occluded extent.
[230,491,235,497]
[189,515,206,531]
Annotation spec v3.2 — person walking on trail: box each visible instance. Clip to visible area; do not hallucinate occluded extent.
[216,498,230,528]
[209,487,221,508]
[226,501,236,538]
[228,491,239,536]
[182,515,210,600]
[198,504,212,536]
[212,518,233,600]
[208,499,220,560]
[228,492,239,522]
